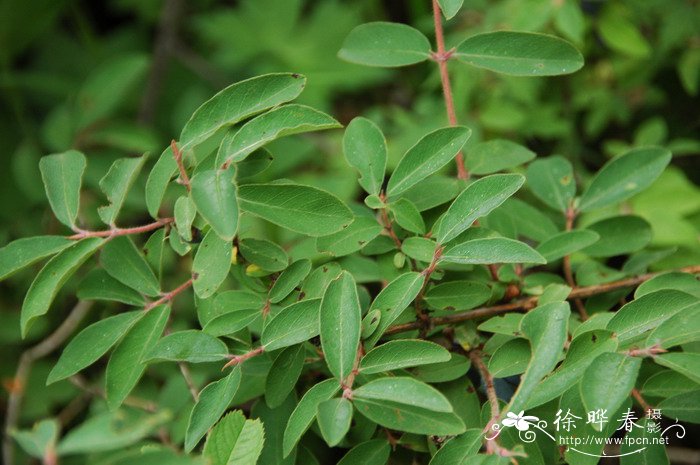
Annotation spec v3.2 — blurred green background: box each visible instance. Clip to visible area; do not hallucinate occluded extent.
[1,0,698,461]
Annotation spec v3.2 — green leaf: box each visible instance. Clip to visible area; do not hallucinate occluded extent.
[265,345,306,408]
[262,299,322,351]
[101,236,160,297]
[217,104,340,167]
[239,238,288,272]
[316,217,382,257]
[339,22,431,67]
[455,31,584,76]
[399,176,460,212]
[580,352,641,430]
[204,309,260,337]
[185,368,242,452]
[401,237,437,262]
[507,302,570,412]
[621,419,669,465]
[441,237,546,265]
[536,229,600,261]
[57,409,170,455]
[526,156,575,212]
[105,305,169,409]
[526,329,618,409]
[75,54,148,127]
[655,353,700,385]
[269,259,312,303]
[646,303,700,349]
[337,439,390,465]
[320,271,361,381]
[343,117,387,195]
[436,174,524,244]
[488,338,531,378]
[424,280,491,311]
[239,183,352,236]
[11,419,58,459]
[97,155,146,226]
[365,272,424,348]
[39,150,86,228]
[607,290,698,345]
[21,238,104,336]
[360,339,450,374]
[203,411,265,465]
[578,147,672,212]
[582,215,651,257]
[354,381,464,435]
[354,377,453,412]
[466,140,535,175]
[317,398,353,447]
[598,13,651,58]
[0,236,72,281]
[237,149,274,181]
[146,330,229,363]
[180,73,307,149]
[145,146,178,218]
[77,269,145,306]
[192,230,232,298]
[144,228,166,280]
[437,0,464,19]
[635,271,700,299]
[390,198,425,234]
[657,390,700,424]
[174,195,197,241]
[283,379,340,457]
[190,166,238,241]
[47,311,143,384]
[413,353,471,383]
[387,127,471,197]
[642,370,699,398]
[429,429,482,465]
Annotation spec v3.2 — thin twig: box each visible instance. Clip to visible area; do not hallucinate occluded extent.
[385,265,700,335]
[144,278,193,311]
[170,140,191,192]
[431,0,467,179]
[178,363,199,402]
[3,301,93,465]
[69,217,173,240]
[222,346,265,369]
[469,350,500,454]
[563,205,589,320]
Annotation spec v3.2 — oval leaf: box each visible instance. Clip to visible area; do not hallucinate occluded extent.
[320,271,361,381]
[217,104,340,167]
[436,173,524,244]
[21,238,104,337]
[578,147,671,212]
[441,237,546,265]
[339,22,431,67]
[193,229,232,298]
[238,183,352,236]
[47,311,144,384]
[360,340,451,374]
[146,330,229,363]
[101,236,160,297]
[190,166,238,241]
[343,117,387,195]
[387,127,471,197]
[455,31,584,76]
[39,150,86,228]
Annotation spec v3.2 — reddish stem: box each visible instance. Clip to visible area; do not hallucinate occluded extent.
[144,278,193,311]
[563,204,589,320]
[223,346,265,369]
[432,0,467,180]
[171,139,191,191]
[69,218,173,240]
